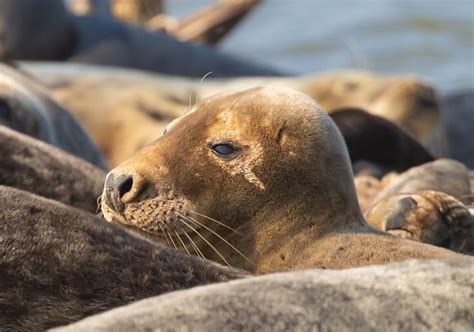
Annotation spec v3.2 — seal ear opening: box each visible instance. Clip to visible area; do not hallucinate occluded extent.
[275,125,287,147]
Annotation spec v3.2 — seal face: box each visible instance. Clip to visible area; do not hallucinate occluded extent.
[101,86,456,273]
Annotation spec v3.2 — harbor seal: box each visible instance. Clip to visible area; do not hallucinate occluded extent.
[100,86,458,273]
[54,258,474,332]
[0,0,281,77]
[329,107,433,173]
[373,159,472,203]
[0,0,76,60]
[0,126,105,213]
[0,185,246,331]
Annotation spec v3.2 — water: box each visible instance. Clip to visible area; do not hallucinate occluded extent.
[167,0,474,93]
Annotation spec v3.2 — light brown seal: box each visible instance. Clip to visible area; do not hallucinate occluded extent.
[372,159,472,203]
[21,62,441,166]
[299,71,441,146]
[0,185,246,331]
[354,175,383,212]
[100,86,459,274]
[365,191,474,255]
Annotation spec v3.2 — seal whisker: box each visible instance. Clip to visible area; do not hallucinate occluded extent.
[189,210,243,236]
[188,90,194,110]
[179,225,206,260]
[181,213,255,266]
[173,229,191,255]
[195,71,214,105]
[178,217,231,267]
[200,71,214,84]
[157,223,172,247]
[166,230,178,250]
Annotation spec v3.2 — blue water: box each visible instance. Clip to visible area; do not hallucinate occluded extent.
[167,0,474,93]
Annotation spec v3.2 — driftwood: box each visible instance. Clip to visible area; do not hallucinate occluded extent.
[149,0,261,45]
[68,0,260,46]
[67,0,162,22]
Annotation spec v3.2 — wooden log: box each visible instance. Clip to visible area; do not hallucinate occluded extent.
[149,0,261,45]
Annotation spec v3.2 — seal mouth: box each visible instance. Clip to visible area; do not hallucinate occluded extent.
[99,192,253,267]
[100,190,201,241]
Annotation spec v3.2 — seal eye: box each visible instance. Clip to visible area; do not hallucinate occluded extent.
[210,142,238,158]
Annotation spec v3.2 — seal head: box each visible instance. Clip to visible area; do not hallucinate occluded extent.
[102,86,456,273]
[102,86,361,270]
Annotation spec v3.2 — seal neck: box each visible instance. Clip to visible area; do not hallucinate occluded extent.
[249,187,369,273]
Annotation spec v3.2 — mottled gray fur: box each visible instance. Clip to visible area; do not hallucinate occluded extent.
[55,258,473,332]
[0,186,247,331]
[0,126,105,213]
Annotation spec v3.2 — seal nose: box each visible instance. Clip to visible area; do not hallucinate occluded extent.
[104,173,134,213]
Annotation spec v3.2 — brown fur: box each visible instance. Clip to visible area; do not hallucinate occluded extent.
[365,191,474,255]
[101,86,459,274]
[0,126,105,213]
[373,159,472,202]
[299,71,441,145]
[354,175,382,212]
[0,186,246,331]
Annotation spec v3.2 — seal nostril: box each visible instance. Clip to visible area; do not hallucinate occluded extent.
[117,176,133,199]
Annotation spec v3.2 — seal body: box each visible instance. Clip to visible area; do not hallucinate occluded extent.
[54,258,474,332]
[0,126,105,213]
[0,64,107,169]
[0,186,246,331]
[100,86,459,273]
[373,159,472,203]
[0,1,281,77]
[329,107,433,173]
